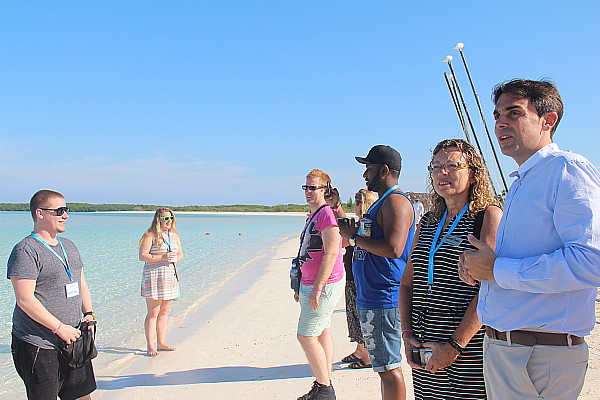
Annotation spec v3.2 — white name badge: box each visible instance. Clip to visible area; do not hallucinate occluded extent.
[441,235,463,247]
[65,282,80,298]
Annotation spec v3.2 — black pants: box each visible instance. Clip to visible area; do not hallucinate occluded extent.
[11,334,96,400]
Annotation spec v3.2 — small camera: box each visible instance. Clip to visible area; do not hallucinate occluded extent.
[412,347,432,366]
[337,217,350,227]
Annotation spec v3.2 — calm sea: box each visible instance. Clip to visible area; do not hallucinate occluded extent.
[0,211,305,398]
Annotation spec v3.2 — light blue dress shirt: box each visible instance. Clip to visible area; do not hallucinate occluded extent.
[478,143,600,337]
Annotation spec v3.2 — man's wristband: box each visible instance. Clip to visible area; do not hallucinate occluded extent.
[83,311,96,319]
[447,337,465,354]
[401,328,414,335]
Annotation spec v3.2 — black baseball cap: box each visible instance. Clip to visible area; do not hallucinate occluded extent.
[355,145,402,171]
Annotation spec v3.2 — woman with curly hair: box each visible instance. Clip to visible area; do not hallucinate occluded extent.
[399,139,502,399]
[139,208,184,356]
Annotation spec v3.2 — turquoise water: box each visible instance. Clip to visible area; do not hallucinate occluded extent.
[0,211,304,397]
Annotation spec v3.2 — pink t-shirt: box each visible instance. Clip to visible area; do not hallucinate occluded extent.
[299,206,344,285]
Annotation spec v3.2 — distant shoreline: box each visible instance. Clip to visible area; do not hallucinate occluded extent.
[0,210,309,216]
[100,210,309,216]
[0,203,315,213]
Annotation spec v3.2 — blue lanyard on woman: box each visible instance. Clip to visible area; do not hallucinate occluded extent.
[163,231,172,252]
[427,202,469,285]
[367,184,400,215]
[30,232,73,281]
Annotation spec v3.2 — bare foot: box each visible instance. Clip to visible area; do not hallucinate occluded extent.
[147,348,158,356]
[158,345,176,351]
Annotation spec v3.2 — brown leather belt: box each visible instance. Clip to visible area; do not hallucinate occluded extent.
[485,326,584,347]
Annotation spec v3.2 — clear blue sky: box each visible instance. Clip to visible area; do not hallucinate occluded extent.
[1,1,598,206]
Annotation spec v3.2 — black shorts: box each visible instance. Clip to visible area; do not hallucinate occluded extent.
[11,334,96,400]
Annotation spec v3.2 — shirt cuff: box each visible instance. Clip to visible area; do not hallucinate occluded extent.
[493,256,522,290]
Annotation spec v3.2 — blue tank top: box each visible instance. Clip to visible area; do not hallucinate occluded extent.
[352,190,415,309]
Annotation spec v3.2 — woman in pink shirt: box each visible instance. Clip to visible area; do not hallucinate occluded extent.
[295,169,344,400]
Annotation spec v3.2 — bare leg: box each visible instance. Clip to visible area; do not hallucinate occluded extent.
[317,328,334,382]
[297,334,330,385]
[355,342,370,363]
[145,298,162,356]
[156,300,175,351]
[379,368,406,400]
[77,395,92,400]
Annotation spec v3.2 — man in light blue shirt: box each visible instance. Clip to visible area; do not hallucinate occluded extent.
[460,79,600,400]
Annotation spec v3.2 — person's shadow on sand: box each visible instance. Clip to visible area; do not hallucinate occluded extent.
[98,364,316,390]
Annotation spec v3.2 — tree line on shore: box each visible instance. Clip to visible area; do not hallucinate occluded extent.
[0,202,311,213]
[0,192,434,214]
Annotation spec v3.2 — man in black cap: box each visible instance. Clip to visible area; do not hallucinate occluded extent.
[338,145,416,400]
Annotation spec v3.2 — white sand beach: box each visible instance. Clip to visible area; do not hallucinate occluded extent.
[93,237,600,400]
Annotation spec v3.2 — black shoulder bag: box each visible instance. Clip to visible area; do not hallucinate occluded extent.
[60,320,98,369]
[290,204,328,293]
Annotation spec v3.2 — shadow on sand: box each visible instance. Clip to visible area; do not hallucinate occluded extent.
[97,346,145,356]
[98,363,315,390]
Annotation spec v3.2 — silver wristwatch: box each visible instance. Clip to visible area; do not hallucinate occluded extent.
[348,234,357,247]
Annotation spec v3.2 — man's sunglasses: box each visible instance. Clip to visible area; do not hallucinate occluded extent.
[39,207,70,216]
[160,216,175,221]
[302,185,327,191]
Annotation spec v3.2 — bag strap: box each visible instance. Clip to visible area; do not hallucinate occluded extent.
[473,209,486,240]
[296,204,329,260]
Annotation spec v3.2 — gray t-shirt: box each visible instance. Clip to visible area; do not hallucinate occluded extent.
[7,235,85,349]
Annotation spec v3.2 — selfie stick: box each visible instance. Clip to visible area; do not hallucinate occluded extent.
[442,55,498,197]
[443,72,470,143]
[453,42,508,193]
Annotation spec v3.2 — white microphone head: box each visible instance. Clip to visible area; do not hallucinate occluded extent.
[454,42,464,50]
[442,55,453,62]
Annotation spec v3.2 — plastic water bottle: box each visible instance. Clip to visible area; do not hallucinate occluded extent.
[360,213,372,238]
[290,258,301,291]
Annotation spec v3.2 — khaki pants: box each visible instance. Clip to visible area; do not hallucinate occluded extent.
[484,335,588,400]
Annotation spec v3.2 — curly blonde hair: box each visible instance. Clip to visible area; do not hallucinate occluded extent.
[426,139,497,223]
[140,207,178,247]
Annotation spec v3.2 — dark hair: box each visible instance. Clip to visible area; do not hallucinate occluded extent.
[427,139,497,222]
[492,79,563,134]
[30,190,64,220]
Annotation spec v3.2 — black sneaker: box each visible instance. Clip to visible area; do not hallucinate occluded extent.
[297,381,336,400]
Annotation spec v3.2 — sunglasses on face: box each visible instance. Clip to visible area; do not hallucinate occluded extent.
[39,207,70,216]
[302,185,327,191]
[160,216,175,221]
[428,162,470,174]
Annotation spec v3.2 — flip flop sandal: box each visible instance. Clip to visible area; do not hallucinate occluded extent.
[341,353,361,363]
[349,359,372,369]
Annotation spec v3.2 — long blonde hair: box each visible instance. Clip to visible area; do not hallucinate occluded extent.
[427,139,497,223]
[140,207,178,247]
[355,189,377,218]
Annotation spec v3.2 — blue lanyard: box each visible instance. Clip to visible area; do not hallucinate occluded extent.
[163,231,172,252]
[30,232,73,281]
[427,202,469,285]
[367,185,400,215]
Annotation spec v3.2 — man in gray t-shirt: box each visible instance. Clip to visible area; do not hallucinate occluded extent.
[7,190,96,400]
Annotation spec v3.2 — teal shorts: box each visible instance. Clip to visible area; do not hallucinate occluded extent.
[297,280,344,336]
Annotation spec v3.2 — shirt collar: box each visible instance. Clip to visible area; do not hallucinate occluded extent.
[509,143,560,179]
